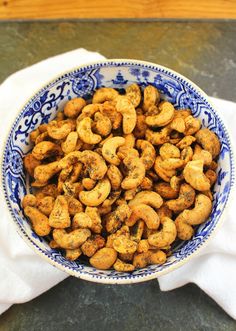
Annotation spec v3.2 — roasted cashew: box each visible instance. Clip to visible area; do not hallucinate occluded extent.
[113,236,138,254]
[77,117,102,144]
[106,225,130,248]
[79,177,111,206]
[24,206,51,236]
[154,182,178,199]
[113,259,135,272]
[143,85,160,112]
[93,112,112,137]
[102,190,121,208]
[121,156,145,190]
[148,217,177,248]
[100,101,122,129]
[89,247,117,270]
[205,169,217,186]
[146,101,174,127]
[124,188,139,201]
[175,194,212,240]
[183,160,211,191]
[133,114,148,138]
[117,146,139,160]
[128,204,160,230]
[196,128,220,157]
[57,165,73,193]
[106,204,131,233]
[123,133,136,148]
[82,178,96,190]
[32,141,62,160]
[168,117,186,133]
[181,146,193,163]
[107,165,123,190]
[154,156,176,182]
[176,135,196,149]
[47,120,73,140]
[174,109,192,119]
[116,96,137,134]
[30,128,40,143]
[65,196,83,215]
[136,139,156,170]
[133,250,166,268]
[184,115,201,135]
[85,207,102,233]
[64,97,86,118]
[92,87,119,104]
[81,103,101,118]
[79,150,107,180]
[35,131,49,145]
[130,220,145,242]
[166,183,196,213]
[192,144,212,166]
[161,158,185,171]
[22,194,37,208]
[81,235,105,257]
[137,239,150,253]
[159,143,180,160]
[37,196,55,216]
[126,83,141,107]
[34,161,61,183]
[40,183,59,198]
[156,203,173,220]
[72,212,93,229]
[53,228,91,249]
[140,177,153,190]
[102,136,125,165]
[145,128,170,145]
[49,195,71,228]
[65,248,82,261]
[170,175,182,191]
[61,132,79,154]
[23,154,41,178]
[128,191,163,209]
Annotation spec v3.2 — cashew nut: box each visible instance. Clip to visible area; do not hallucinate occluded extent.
[92,87,119,104]
[37,196,55,216]
[126,83,141,107]
[181,146,193,163]
[113,259,135,272]
[192,144,212,166]
[175,194,212,240]
[23,154,41,178]
[24,206,51,236]
[102,136,125,165]
[116,96,137,134]
[128,191,163,209]
[85,207,102,233]
[128,204,160,230]
[168,117,186,133]
[156,203,173,220]
[166,183,196,212]
[113,236,138,254]
[205,169,217,186]
[143,85,160,112]
[93,112,112,137]
[133,250,166,268]
[89,247,117,270]
[77,117,102,144]
[22,194,37,208]
[148,217,177,248]
[161,158,185,171]
[49,195,71,228]
[32,141,62,160]
[65,248,82,261]
[81,235,105,257]
[145,128,170,145]
[107,165,123,190]
[100,101,122,129]
[65,196,83,215]
[159,143,180,160]
[154,156,176,182]
[121,156,145,190]
[82,178,96,190]
[117,146,139,160]
[133,114,148,138]
[53,228,91,249]
[34,161,61,183]
[61,131,79,154]
[79,177,111,206]
[146,101,174,127]
[136,139,156,170]
[64,97,86,118]
[154,182,178,199]
[183,160,211,191]
[176,135,196,149]
[79,150,107,180]
[106,204,131,233]
[184,115,201,135]
[140,177,153,190]
[47,120,73,140]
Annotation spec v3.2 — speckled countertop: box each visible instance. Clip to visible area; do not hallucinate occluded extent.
[0,21,236,331]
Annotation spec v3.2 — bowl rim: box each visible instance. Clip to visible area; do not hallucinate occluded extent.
[1,58,235,284]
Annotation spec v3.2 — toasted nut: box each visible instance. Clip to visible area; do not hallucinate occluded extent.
[34,161,61,183]
[128,204,160,229]
[79,178,111,207]
[23,154,41,178]
[82,178,96,190]
[136,139,156,170]
[81,235,105,257]
[166,183,196,213]
[169,117,186,133]
[192,144,212,166]
[64,196,83,215]
[184,115,201,135]
[133,250,166,268]
[100,101,122,130]
[159,143,180,160]
[106,204,131,233]
[113,236,138,254]
[133,114,148,138]
[121,156,145,190]
[77,117,102,144]
[154,182,179,199]
[113,259,135,272]
[72,212,93,229]
[181,146,193,163]
[145,128,170,145]
[53,228,91,249]
[116,96,137,134]
[24,206,51,236]
[175,194,212,240]
[85,207,102,233]
[154,156,176,182]
[148,217,177,248]
[65,248,82,261]
[64,98,86,118]
[157,203,173,220]
[126,83,141,107]
[37,196,55,216]
[89,247,117,270]
[183,160,211,191]
[143,85,160,112]
[93,112,112,137]
[146,101,174,127]
[47,120,72,140]
[49,195,71,228]
[195,128,221,159]
[130,220,145,242]
[140,177,153,190]
[205,169,217,186]
[32,141,62,160]
[92,87,119,104]
[61,132,79,154]
[22,194,37,208]
[107,165,123,190]
[128,191,163,209]
[79,150,107,180]
[102,136,125,165]
[137,239,150,253]
[176,136,196,149]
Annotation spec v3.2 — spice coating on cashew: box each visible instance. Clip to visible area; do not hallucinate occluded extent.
[175,194,212,240]
[128,204,160,230]
[49,195,71,228]
[183,160,210,191]
[116,96,137,134]
[107,165,123,190]
[121,156,145,190]
[64,97,86,118]
[79,177,111,206]
[126,83,141,107]
[78,150,107,180]
[92,87,119,104]
[148,217,177,248]
[102,136,125,165]
[166,183,196,213]
[77,117,102,144]
[24,206,51,236]
[136,139,156,170]
[32,141,62,160]
[195,128,220,159]
[143,85,160,112]
[146,101,174,127]
[128,191,163,209]
[53,228,91,249]
[89,247,117,270]
[159,143,180,160]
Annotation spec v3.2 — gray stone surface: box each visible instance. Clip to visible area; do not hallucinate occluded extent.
[0,21,236,330]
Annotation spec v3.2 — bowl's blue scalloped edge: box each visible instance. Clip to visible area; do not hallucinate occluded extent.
[1,60,235,283]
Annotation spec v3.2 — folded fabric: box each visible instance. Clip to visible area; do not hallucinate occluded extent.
[0,48,235,319]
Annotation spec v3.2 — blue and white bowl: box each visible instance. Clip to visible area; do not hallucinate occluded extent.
[2,60,235,284]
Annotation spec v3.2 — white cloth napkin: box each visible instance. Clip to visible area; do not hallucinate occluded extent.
[0,49,236,319]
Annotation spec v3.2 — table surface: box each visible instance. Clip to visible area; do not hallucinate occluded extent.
[0,21,236,331]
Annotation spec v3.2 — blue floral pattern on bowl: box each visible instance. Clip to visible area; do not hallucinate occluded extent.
[2,60,235,284]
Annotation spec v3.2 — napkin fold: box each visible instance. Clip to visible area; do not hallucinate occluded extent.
[0,49,236,318]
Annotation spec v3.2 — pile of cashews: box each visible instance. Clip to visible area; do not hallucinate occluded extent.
[22,84,220,271]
